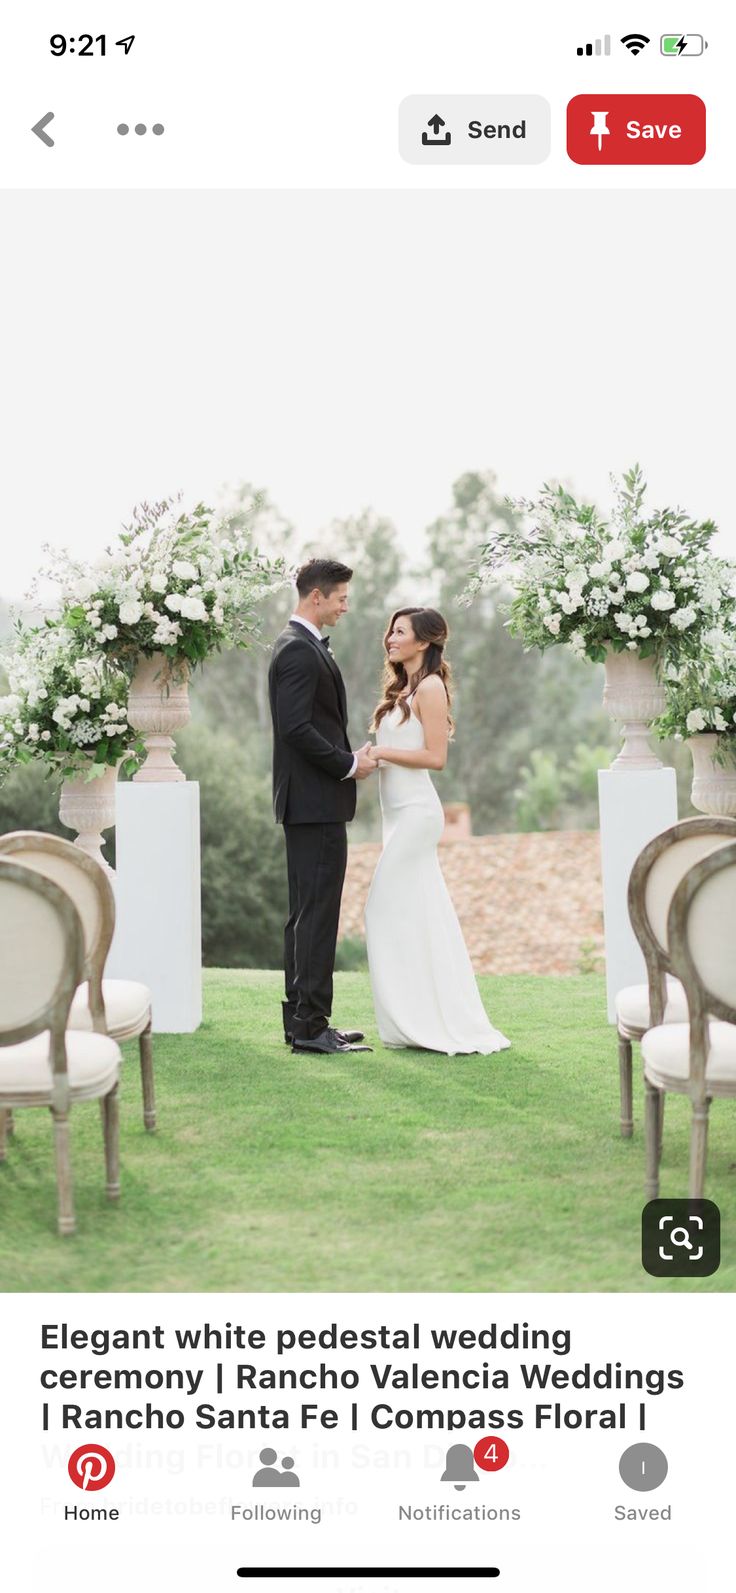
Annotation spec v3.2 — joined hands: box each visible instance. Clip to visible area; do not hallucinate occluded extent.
[355,742,380,779]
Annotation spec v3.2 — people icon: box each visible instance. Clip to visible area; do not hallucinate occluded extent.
[252,1448,301,1488]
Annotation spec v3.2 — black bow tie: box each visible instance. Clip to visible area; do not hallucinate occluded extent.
[321,636,331,650]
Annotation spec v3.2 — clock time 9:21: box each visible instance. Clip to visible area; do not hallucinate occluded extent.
[50,35,135,56]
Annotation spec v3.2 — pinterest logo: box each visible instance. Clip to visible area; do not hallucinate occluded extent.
[67,1445,116,1491]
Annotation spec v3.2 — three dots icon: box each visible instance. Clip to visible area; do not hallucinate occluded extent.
[117,122,165,137]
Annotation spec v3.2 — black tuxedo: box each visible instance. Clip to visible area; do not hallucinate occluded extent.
[269,621,355,824]
[268,621,357,1039]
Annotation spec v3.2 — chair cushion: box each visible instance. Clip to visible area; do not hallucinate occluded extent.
[0,1030,120,1098]
[616,975,688,1034]
[69,979,151,1037]
[642,1021,736,1089]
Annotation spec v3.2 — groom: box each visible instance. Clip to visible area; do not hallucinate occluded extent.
[268,558,375,1054]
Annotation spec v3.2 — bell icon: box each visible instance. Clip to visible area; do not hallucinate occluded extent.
[441,1443,479,1491]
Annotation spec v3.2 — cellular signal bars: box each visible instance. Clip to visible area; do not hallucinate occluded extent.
[577,36,611,56]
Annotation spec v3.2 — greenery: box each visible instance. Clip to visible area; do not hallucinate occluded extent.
[0,970,733,1293]
[0,624,141,784]
[176,723,287,967]
[656,634,736,753]
[462,465,733,664]
[41,496,287,671]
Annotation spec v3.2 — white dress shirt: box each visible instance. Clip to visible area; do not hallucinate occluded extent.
[290,614,357,779]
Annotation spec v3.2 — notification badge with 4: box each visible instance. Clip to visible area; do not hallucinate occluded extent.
[567,95,706,164]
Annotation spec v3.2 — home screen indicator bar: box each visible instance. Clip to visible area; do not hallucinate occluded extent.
[235,1573,501,1583]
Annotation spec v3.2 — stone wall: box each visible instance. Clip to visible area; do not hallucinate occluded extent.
[339,830,604,975]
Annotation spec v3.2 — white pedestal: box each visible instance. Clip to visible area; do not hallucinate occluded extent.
[598,767,678,1022]
[107,783,202,1033]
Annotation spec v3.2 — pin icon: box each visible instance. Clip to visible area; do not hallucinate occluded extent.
[590,109,610,151]
[68,1444,116,1490]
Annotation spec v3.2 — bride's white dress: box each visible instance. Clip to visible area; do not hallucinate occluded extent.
[364,697,510,1055]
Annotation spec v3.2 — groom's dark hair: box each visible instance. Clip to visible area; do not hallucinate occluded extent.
[296,558,353,597]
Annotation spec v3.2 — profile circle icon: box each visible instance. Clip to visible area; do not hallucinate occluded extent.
[68,1444,116,1491]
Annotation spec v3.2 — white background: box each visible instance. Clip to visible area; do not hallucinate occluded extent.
[1,189,734,599]
[0,1,731,189]
[1,1292,730,1592]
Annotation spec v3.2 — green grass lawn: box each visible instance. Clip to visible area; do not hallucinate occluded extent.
[1,970,734,1292]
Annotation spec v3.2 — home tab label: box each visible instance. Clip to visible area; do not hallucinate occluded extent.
[567,94,705,164]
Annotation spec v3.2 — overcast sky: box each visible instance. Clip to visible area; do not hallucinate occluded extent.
[1,189,733,599]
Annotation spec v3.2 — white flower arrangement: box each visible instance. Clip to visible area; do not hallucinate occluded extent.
[655,628,736,755]
[0,624,141,784]
[460,466,735,665]
[39,496,288,672]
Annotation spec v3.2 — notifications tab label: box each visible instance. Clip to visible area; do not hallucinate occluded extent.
[567,94,705,164]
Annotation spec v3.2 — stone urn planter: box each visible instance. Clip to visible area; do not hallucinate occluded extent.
[127,652,190,782]
[59,761,119,876]
[602,647,666,770]
[687,733,736,816]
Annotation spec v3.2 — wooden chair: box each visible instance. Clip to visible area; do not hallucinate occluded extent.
[0,859,121,1235]
[641,840,736,1198]
[616,816,736,1137]
[0,832,156,1131]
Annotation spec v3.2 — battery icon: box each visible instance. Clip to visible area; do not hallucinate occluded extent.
[660,34,707,56]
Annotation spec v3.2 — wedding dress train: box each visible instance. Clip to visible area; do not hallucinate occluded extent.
[364,698,510,1055]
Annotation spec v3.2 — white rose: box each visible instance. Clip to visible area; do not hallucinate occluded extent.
[713,709,728,731]
[650,589,676,611]
[179,595,208,621]
[27,724,39,742]
[603,540,625,561]
[686,708,707,733]
[72,576,98,602]
[118,599,143,625]
[41,730,51,742]
[589,561,611,580]
[643,549,661,570]
[658,536,685,557]
[102,624,118,640]
[626,571,650,593]
[164,593,183,613]
[172,559,198,580]
[149,572,168,593]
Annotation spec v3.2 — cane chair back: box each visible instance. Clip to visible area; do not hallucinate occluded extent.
[0,860,83,1104]
[667,841,736,1076]
[628,816,736,1026]
[0,832,114,1030]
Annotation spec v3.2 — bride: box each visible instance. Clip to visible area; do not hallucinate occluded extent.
[364,607,510,1056]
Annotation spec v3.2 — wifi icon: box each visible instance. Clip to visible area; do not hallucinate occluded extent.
[621,33,650,55]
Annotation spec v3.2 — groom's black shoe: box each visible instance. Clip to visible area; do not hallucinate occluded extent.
[292,1026,372,1055]
[284,1026,365,1046]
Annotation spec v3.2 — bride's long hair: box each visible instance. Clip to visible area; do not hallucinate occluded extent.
[372,607,454,731]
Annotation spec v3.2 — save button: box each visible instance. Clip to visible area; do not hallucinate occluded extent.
[567,95,705,164]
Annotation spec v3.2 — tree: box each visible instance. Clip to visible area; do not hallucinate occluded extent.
[177,723,288,967]
[424,472,615,831]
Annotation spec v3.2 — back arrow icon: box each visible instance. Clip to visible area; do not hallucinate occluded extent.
[32,112,55,147]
